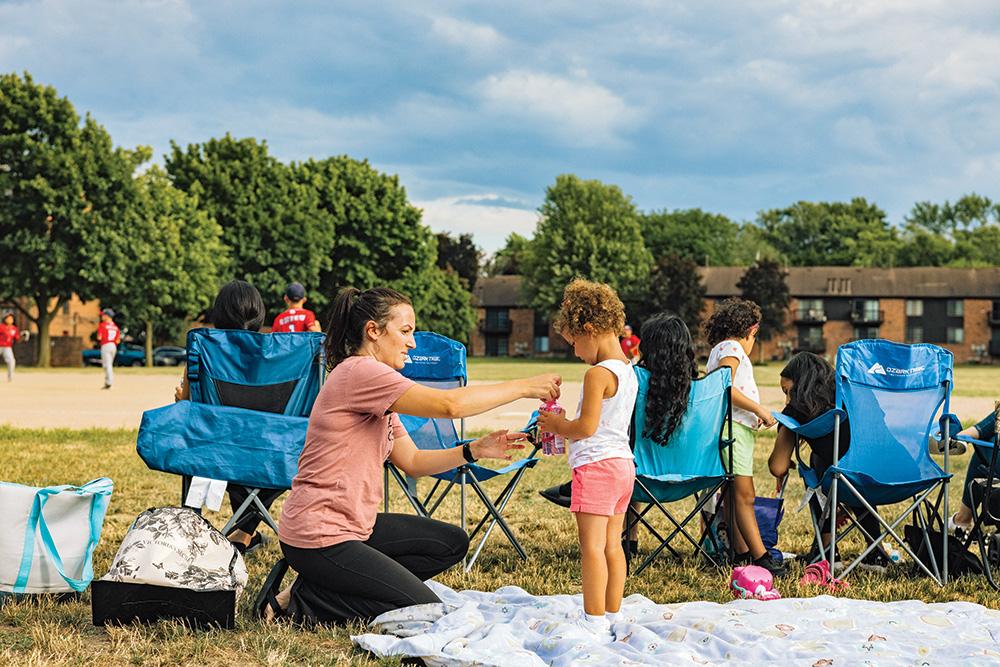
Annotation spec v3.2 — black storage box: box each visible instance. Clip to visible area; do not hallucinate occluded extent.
[91,580,237,629]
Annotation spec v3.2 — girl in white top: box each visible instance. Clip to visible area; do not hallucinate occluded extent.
[537,278,638,636]
[704,297,783,578]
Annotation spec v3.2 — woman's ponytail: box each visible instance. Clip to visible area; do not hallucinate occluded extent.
[323,286,411,370]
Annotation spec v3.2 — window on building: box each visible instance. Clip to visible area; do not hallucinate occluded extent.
[905,300,923,317]
[853,326,879,340]
[906,326,923,344]
[533,311,549,353]
[485,335,509,357]
[798,298,824,320]
[947,327,964,344]
[62,302,71,315]
[484,308,510,331]
[947,300,964,318]
[855,299,880,320]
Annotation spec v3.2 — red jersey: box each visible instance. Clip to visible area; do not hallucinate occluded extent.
[620,334,640,360]
[272,308,317,333]
[97,320,121,346]
[0,324,18,348]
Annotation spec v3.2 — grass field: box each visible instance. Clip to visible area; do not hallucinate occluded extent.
[2,361,999,665]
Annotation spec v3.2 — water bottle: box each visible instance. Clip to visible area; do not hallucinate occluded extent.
[538,399,566,455]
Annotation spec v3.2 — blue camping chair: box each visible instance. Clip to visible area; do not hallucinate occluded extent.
[626,366,734,575]
[383,331,540,570]
[774,339,954,583]
[137,328,326,536]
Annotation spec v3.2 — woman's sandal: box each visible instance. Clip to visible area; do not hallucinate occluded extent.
[253,558,289,621]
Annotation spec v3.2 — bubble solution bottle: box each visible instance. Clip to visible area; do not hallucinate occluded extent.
[538,399,566,456]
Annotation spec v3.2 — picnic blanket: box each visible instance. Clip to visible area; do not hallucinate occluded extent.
[352,581,1000,666]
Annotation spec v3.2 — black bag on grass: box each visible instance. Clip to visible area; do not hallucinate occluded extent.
[903,523,983,578]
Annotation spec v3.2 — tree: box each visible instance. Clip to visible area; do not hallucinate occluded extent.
[902,194,1000,267]
[640,208,738,266]
[293,156,436,310]
[0,72,148,366]
[165,135,335,314]
[393,265,478,344]
[644,253,707,334]
[436,232,481,290]
[521,174,653,315]
[112,167,229,364]
[755,198,898,266]
[737,259,790,346]
[484,233,530,276]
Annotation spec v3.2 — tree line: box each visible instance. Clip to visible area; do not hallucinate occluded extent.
[472,175,999,344]
[1,73,476,365]
[3,72,994,365]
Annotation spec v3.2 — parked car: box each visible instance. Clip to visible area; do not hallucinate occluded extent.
[153,346,187,366]
[82,343,147,367]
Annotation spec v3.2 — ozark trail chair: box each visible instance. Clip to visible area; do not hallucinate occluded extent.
[626,365,734,575]
[383,331,539,570]
[775,339,953,583]
[137,328,325,536]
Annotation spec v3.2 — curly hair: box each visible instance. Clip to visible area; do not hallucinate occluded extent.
[780,352,836,422]
[554,277,626,336]
[638,313,700,445]
[703,297,761,347]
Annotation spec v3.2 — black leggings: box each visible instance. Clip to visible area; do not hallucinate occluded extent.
[280,513,469,625]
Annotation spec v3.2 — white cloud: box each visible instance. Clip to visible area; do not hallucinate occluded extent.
[414,195,538,254]
[431,16,505,54]
[477,69,641,147]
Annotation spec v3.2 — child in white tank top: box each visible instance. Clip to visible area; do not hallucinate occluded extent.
[536,278,637,636]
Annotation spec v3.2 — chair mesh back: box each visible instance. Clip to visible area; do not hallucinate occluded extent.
[397,332,467,451]
[186,328,325,418]
[632,366,731,480]
[835,340,949,485]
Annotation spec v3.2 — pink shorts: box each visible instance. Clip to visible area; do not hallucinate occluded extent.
[570,458,635,516]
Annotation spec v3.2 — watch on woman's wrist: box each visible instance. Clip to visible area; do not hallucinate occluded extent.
[462,441,478,463]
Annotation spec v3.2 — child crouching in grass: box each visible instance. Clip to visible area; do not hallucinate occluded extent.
[536,278,638,636]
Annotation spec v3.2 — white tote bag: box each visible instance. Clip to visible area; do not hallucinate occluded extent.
[0,477,114,595]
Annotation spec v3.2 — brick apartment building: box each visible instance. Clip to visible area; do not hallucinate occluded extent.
[471,267,1000,363]
[699,266,1000,364]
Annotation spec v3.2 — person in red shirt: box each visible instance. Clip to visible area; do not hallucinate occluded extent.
[272,282,321,333]
[0,312,27,382]
[620,324,640,363]
[97,308,121,389]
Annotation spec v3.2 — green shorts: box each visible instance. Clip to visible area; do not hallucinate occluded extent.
[724,422,755,477]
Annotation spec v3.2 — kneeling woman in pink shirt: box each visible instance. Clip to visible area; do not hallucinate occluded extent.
[258,286,562,624]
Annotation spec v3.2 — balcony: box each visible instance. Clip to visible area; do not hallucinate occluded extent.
[850,310,884,325]
[991,340,1000,357]
[795,309,827,324]
[794,338,827,354]
[480,319,512,334]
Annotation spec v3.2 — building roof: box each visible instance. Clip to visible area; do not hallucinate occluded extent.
[473,275,524,307]
[698,266,1000,299]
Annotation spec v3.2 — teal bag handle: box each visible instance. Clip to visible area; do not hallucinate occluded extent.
[14,477,114,594]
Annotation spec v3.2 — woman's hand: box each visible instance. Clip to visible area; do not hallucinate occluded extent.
[524,374,562,401]
[471,429,527,461]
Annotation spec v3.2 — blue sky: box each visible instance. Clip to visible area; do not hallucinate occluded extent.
[3,1,1000,253]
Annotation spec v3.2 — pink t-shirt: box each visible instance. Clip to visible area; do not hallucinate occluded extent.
[278,355,415,549]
